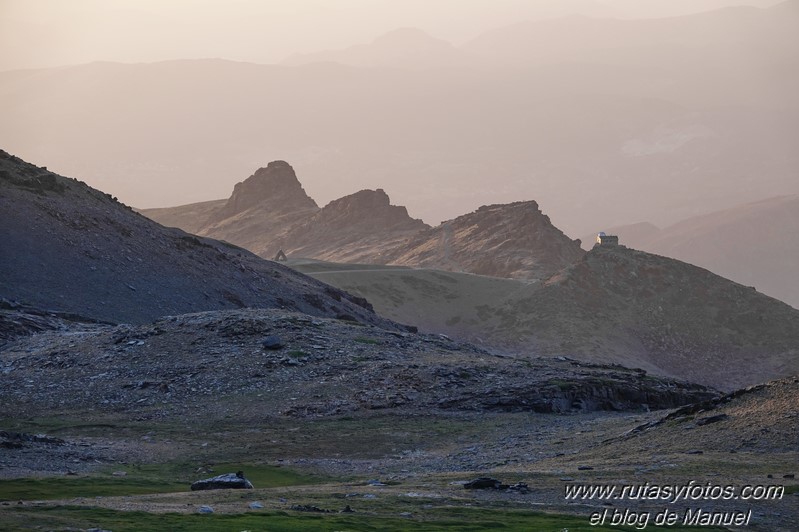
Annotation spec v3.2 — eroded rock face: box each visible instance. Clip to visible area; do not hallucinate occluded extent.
[273,188,430,262]
[190,471,253,491]
[206,161,318,224]
[379,201,585,280]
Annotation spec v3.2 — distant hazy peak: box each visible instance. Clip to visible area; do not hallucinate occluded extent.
[211,161,318,221]
[324,188,390,208]
[282,26,472,68]
[371,27,452,48]
[316,188,428,231]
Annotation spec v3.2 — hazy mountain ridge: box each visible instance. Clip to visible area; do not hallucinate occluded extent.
[283,27,477,69]
[144,170,584,281]
[2,1,797,239]
[0,150,399,328]
[462,1,799,69]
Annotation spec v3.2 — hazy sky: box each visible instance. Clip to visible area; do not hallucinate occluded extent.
[0,0,784,71]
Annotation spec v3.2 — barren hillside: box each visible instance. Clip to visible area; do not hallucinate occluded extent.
[0,151,396,328]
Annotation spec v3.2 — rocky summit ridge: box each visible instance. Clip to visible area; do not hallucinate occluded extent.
[146,163,432,262]
[145,170,585,281]
[273,188,430,263]
[377,201,585,279]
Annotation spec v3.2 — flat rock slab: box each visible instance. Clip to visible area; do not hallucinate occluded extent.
[190,471,253,491]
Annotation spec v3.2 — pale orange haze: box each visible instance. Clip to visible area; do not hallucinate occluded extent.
[0,0,796,237]
[0,0,784,70]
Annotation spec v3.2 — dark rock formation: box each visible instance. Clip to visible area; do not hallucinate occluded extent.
[262,335,283,350]
[290,504,333,513]
[464,477,503,489]
[435,371,717,414]
[190,471,254,491]
[464,477,530,493]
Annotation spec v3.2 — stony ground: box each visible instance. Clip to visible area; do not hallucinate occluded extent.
[1,309,796,530]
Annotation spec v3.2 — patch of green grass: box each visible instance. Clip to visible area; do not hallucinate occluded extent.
[0,463,325,502]
[0,505,729,532]
[204,462,326,489]
[0,475,185,502]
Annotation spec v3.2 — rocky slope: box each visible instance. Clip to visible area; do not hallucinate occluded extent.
[582,195,799,309]
[378,201,585,280]
[608,376,799,455]
[289,244,799,391]
[0,307,718,425]
[0,150,398,328]
[501,245,799,390]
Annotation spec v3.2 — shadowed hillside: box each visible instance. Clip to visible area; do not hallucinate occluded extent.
[0,151,398,328]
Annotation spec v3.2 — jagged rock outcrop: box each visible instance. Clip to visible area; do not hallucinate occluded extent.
[196,161,321,256]
[143,166,429,263]
[206,161,318,224]
[274,188,429,262]
[378,201,585,280]
[0,150,399,327]
[143,167,584,279]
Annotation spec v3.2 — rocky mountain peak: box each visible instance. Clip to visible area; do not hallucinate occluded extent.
[380,200,585,279]
[210,161,318,222]
[268,188,430,262]
[317,189,426,232]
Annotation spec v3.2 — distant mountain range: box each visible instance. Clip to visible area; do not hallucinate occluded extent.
[1,1,796,238]
[142,162,584,281]
[144,162,798,311]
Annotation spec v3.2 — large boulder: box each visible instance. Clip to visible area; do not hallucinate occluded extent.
[190,471,254,491]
